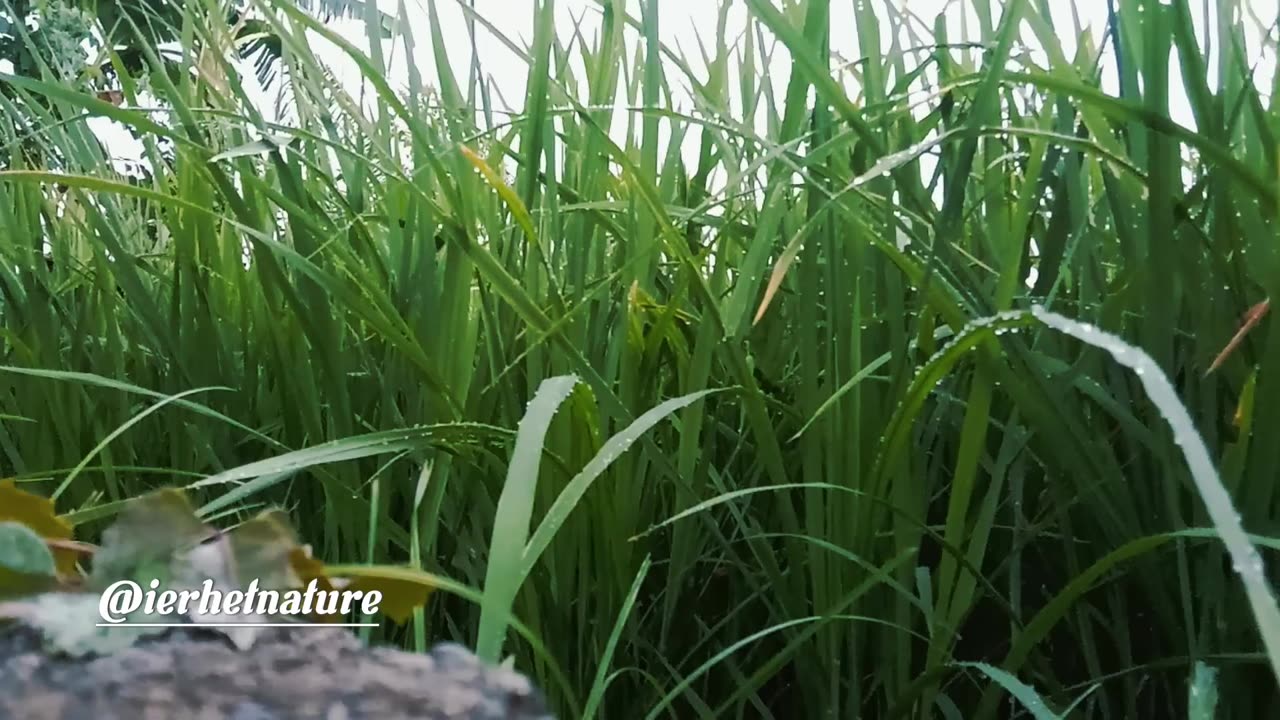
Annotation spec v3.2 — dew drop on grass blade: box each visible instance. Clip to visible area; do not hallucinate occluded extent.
[1032,305,1280,684]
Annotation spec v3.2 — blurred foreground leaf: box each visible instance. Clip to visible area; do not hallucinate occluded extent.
[322,565,436,624]
[0,521,57,597]
[88,489,212,590]
[0,480,76,574]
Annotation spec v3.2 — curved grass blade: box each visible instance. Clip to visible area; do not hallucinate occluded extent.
[54,386,229,501]
[187,424,508,489]
[0,171,271,242]
[1032,306,1280,684]
[476,375,579,663]
[0,367,285,451]
[791,323,956,441]
[583,555,651,720]
[870,311,1037,489]
[958,662,1062,720]
[645,614,919,720]
[518,388,721,579]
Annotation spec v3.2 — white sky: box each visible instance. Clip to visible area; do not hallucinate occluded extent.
[317,0,1275,121]
[91,0,1278,177]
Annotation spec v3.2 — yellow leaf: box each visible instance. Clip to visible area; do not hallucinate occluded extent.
[345,575,433,624]
[323,565,438,624]
[458,144,539,249]
[287,547,341,624]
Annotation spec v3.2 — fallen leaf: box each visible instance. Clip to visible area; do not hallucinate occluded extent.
[288,546,341,623]
[176,510,307,647]
[222,510,303,590]
[89,489,213,590]
[0,521,57,597]
[0,480,76,575]
[324,565,437,624]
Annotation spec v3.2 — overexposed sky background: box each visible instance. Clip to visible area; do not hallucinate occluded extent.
[314,0,1276,124]
[314,0,1274,115]
[90,0,1278,173]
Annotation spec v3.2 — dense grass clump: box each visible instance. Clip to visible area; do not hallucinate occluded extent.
[1,0,1279,716]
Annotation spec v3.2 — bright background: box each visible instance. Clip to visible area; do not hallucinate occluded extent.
[93,0,1278,171]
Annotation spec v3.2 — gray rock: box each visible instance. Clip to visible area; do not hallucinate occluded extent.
[0,624,554,720]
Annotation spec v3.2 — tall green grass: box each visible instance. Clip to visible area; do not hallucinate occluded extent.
[1,0,1278,716]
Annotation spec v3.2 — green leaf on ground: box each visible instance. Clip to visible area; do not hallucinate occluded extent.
[0,521,58,597]
[0,480,76,575]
